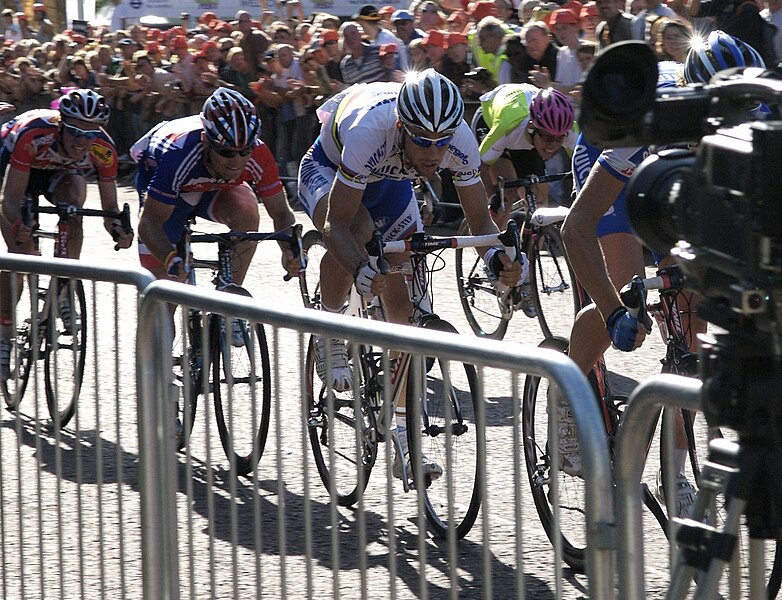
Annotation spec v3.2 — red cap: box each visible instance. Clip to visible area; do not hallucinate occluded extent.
[561,0,585,15]
[378,5,396,17]
[202,40,218,52]
[170,35,189,50]
[469,1,497,21]
[580,2,600,18]
[549,8,579,25]
[15,12,27,21]
[447,10,468,24]
[446,32,468,47]
[320,29,339,43]
[199,11,217,24]
[423,29,447,48]
[147,41,160,53]
[32,3,46,13]
[379,42,398,55]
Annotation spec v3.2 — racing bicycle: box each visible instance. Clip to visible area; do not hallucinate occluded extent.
[455,172,581,340]
[1,195,132,427]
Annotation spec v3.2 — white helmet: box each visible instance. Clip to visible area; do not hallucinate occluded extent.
[397,69,464,134]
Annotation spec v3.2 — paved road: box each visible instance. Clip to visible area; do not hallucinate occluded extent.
[0,181,767,599]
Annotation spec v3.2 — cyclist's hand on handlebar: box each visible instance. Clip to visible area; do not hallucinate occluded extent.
[106,218,134,250]
[11,217,35,244]
[354,258,386,300]
[281,247,301,278]
[606,306,649,352]
[165,250,190,282]
[484,247,529,287]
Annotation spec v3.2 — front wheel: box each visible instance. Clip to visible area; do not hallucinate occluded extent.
[454,219,511,340]
[305,335,377,506]
[406,317,482,540]
[528,225,581,340]
[522,336,588,571]
[44,278,86,428]
[212,314,272,476]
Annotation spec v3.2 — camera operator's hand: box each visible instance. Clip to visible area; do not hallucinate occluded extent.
[606,306,649,352]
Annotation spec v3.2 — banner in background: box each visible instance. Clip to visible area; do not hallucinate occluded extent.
[94,0,408,22]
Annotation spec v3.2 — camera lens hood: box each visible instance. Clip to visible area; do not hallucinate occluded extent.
[580,41,659,147]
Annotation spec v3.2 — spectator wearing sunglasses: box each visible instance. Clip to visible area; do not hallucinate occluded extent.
[0,88,134,379]
[132,87,297,285]
[297,70,524,406]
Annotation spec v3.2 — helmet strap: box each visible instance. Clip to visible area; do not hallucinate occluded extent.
[201,133,218,178]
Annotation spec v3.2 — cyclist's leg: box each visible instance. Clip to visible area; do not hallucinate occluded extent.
[208,183,260,286]
[46,170,87,258]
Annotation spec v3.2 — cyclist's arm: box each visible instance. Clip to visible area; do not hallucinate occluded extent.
[137,196,178,269]
[97,179,133,249]
[259,188,298,276]
[457,180,522,287]
[561,162,625,321]
[0,165,33,250]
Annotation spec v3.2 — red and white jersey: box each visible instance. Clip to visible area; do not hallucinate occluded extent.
[0,109,118,181]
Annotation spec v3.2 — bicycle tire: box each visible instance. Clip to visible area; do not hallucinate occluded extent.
[44,278,86,427]
[212,314,272,476]
[301,230,326,309]
[522,336,589,570]
[172,308,204,451]
[454,219,511,340]
[405,317,482,540]
[1,274,44,409]
[306,335,377,506]
[528,225,582,340]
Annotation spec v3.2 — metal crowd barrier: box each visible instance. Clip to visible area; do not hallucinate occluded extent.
[137,280,616,600]
[0,253,617,599]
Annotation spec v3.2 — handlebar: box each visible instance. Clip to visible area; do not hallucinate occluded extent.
[493,171,571,215]
[22,196,134,251]
[619,264,687,328]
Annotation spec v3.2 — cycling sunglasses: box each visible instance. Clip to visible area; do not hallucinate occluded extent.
[533,129,566,145]
[209,143,253,158]
[63,123,102,141]
[404,126,454,148]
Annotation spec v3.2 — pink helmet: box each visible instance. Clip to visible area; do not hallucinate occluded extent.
[529,88,574,137]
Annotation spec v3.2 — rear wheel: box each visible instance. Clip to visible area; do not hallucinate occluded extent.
[306,335,377,506]
[44,278,86,428]
[1,274,44,409]
[406,317,481,539]
[454,219,511,340]
[212,314,272,476]
[528,225,581,340]
[172,307,204,451]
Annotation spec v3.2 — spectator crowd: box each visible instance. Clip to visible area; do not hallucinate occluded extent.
[0,0,778,184]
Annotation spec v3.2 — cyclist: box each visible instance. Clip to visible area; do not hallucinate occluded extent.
[132,87,299,344]
[297,69,525,480]
[471,83,577,317]
[0,89,133,381]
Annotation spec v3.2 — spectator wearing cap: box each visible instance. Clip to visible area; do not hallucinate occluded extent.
[392,10,424,67]
[516,21,558,81]
[446,11,469,32]
[422,29,447,70]
[302,36,342,100]
[339,21,385,84]
[0,55,45,111]
[631,0,675,39]
[469,17,512,85]
[495,0,521,24]
[440,31,471,87]
[416,1,443,31]
[518,0,540,23]
[529,8,583,90]
[1,9,21,43]
[407,37,429,69]
[579,3,601,42]
[594,0,633,48]
[61,54,98,89]
[378,42,404,81]
[238,16,272,76]
[354,4,409,70]
[318,28,345,83]
[219,46,254,100]
[312,12,341,30]
[16,13,33,40]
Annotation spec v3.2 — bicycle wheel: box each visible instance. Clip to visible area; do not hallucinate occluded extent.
[522,336,589,571]
[305,335,377,506]
[212,314,272,476]
[44,278,86,427]
[301,230,326,309]
[454,219,511,340]
[172,307,204,451]
[1,274,44,409]
[406,317,481,540]
[528,225,581,340]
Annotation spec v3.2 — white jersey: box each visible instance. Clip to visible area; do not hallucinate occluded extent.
[317,83,482,190]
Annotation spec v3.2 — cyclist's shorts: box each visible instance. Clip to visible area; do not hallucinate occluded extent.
[137,188,224,270]
[596,193,633,238]
[471,108,545,179]
[298,137,422,241]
